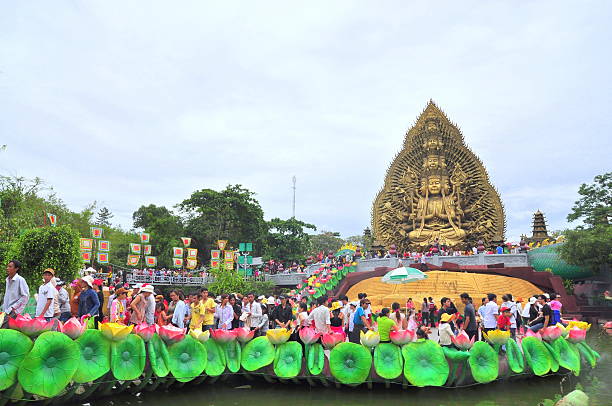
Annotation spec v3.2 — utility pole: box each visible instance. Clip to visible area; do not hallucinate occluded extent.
[292,176,296,218]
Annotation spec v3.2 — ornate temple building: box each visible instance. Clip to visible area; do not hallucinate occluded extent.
[372,101,505,250]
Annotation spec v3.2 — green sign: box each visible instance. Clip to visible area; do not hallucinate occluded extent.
[237,256,253,265]
[239,242,253,252]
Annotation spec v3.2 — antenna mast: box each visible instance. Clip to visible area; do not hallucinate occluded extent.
[292,176,296,218]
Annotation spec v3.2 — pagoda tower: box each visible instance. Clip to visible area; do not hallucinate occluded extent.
[530,210,550,243]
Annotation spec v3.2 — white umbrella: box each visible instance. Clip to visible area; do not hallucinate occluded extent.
[381,266,427,284]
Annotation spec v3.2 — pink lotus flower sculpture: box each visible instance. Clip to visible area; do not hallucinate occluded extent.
[211,329,238,344]
[567,327,587,343]
[158,324,186,345]
[450,330,475,350]
[389,329,416,346]
[299,327,322,345]
[540,325,563,342]
[525,329,542,340]
[235,327,255,343]
[133,323,158,342]
[321,331,344,349]
[9,314,54,337]
[61,317,87,339]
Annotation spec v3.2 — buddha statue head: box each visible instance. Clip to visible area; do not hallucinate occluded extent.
[424,154,446,171]
[420,173,450,196]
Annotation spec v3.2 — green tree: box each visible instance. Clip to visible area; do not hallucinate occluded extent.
[264,217,316,262]
[95,207,114,227]
[178,185,266,259]
[2,225,81,290]
[345,235,365,247]
[560,172,612,273]
[310,231,344,255]
[567,172,611,226]
[133,204,184,268]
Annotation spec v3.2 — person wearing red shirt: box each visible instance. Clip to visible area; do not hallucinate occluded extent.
[497,307,512,331]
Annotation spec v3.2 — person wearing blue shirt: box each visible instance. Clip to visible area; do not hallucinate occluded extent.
[349,299,371,343]
[78,275,100,318]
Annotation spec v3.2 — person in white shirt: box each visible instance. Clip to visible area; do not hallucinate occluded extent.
[482,293,499,334]
[243,293,263,335]
[306,296,331,334]
[501,294,518,338]
[2,260,30,317]
[35,269,56,320]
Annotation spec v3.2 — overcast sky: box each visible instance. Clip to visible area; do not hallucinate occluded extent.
[1,1,610,243]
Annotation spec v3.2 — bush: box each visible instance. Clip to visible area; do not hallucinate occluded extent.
[2,225,81,290]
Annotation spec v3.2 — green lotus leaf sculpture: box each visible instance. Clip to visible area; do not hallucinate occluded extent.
[241,336,275,372]
[73,329,111,383]
[204,339,226,376]
[374,343,403,380]
[402,339,449,387]
[0,329,33,391]
[17,331,79,398]
[168,335,207,382]
[521,336,551,376]
[329,342,372,385]
[273,341,302,379]
[148,334,170,377]
[306,343,324,375]
[552,337,580,375]
[442,346,471,362]
[542,341,559,372]
[574,342,597,368]
[468,341,499,384]
[505,338,524,374]
[111,333,146,380]
[224,340,242,373]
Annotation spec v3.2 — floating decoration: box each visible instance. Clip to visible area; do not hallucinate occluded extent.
[173,247,184,258]
[168,335,207,382]
[97,252,109,264]
[402,339,449,387]
[143,244,152,255]
[127,255,140,266]
[73,329,110,383]
[145,256,157,267]
[241,336,275,371]
[330,342,371,385]
[98,240,110,252]
[274,342,302,378]
[266,328,291,345]
[181,237,192,247]
[0,329,33,391]
[91,227,103,239]
[111,333,145,380]
[140,233,151,243]
[374,343,403,380]
[189,328,210,344]
[130,243,142,254]
[80,238,93,251]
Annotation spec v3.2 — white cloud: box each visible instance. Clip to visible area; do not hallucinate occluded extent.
[1,1,610,244]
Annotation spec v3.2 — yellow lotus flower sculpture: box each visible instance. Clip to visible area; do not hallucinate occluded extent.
[266,328,291,345]
[566,320,591,331]
[188,328,210,343]
[483,329,510,345]
[99,322,133,342]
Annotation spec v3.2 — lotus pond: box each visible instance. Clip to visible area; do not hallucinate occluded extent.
[78,331,610,406]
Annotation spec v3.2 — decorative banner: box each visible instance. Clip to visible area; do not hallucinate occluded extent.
[80,238,93,251]
[239,242,253,252]
[225,260,234,270]
[81,252,91,263]
[211,250,221,260]
[97,252,109,264]
[91,227,103,239]
[145,256,157,266]
[210,259,220,268]
[173,258,184,267]
[127,255,140,266]
[224,251,234,261]
[173,247,184,258]
[217,240,228,250]
[186,258,197,269]
[187,248,198,259]
[47,213,57,226]
[130,243,142,255]
[181,237,192,247]
[144,245,152,255]
[140,233,151,243]
[98,240,110,252]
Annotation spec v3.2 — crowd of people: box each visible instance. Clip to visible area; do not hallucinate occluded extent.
[3,259,566,350]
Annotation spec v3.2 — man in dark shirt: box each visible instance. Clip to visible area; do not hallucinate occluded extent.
[527,294,552,332]
[460,293,477,340]
[271,296,293,328]
[440,297,458,332]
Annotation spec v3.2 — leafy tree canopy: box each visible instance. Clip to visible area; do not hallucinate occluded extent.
[309,231,344,255]
[132,205,184,268]
[264,217,316,262]
[567,172,611,227]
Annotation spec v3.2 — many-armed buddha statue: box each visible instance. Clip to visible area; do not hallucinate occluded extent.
[372,101,505,250]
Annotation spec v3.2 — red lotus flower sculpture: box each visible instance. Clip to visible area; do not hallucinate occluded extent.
[525,329,542,340]
[567,327,587,343]
[9,314,54,337]
[299,327,322,345]
[210,329,238,344]
[540,325,563,342]
[308,289,316,295]
[389,329,416,346]
[61,317,86,339]
[450,330,475,350]
[158,324,186,345]
[133,323,158,342]
[235,327,255,343]
[321,331,344,349]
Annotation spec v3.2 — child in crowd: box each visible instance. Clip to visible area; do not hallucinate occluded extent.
[407,309,418,331]
[497,307,512,331]
[549,294,563,325]
[438,313,455,347]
